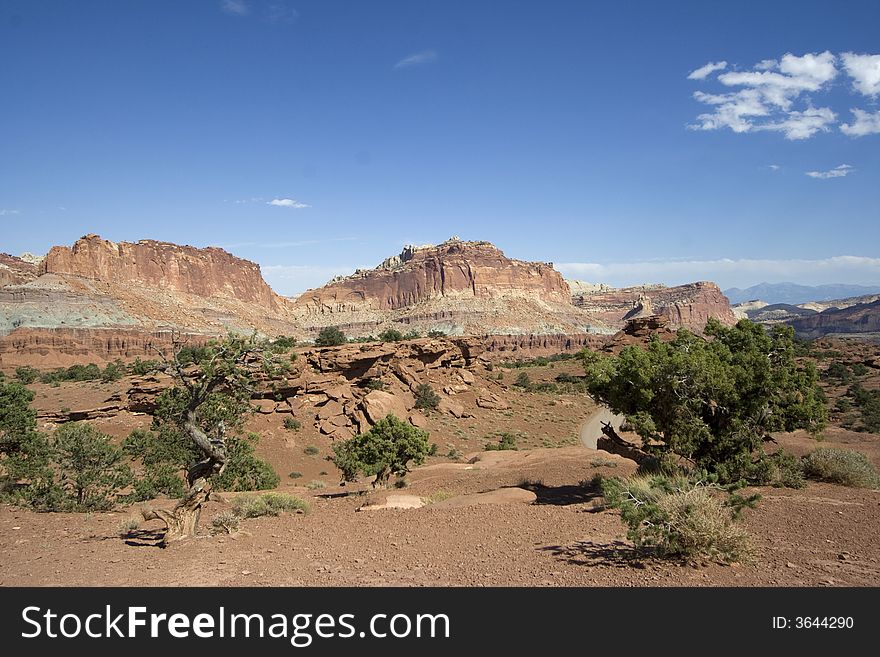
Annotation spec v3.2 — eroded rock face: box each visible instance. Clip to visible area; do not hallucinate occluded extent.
[571,281,736,331]
[41,234,281,310]
[295,238,571,315]
[0,254,39,288]
[788,299,880,339]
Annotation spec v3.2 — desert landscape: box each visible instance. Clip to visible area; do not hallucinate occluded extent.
[2,3,879,607]
[1,234,879,587]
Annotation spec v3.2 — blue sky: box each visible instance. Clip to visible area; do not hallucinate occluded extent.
[1,0,878,295]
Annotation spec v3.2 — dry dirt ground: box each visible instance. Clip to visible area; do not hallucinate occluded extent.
[3,356,880,587]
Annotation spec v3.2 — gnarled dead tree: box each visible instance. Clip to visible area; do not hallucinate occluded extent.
[142,333,261,545]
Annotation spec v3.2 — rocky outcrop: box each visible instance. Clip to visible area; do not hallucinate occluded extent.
[0,328,213,369]
[571,281,736,331]
[41,234,281,310]
[295,237,571,315]
[0,254,38,288]
[788,300,880,340]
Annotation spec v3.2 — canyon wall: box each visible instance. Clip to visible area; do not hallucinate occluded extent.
[571,281,736,331]
[41,234,280,310]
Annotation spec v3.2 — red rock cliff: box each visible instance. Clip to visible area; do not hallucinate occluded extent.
[572,281,736,331]
[295,238,571,315]
[0,254,40,288]
[40,234,280,310]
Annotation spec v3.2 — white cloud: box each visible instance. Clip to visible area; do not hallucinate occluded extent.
[840,108,880,136]
[220,0,249,16]
[557,255,880,290]
[805,164,854,179]
[758,106,837,140]
[768,164,781,171]
[0,209,20,216]
[689,89,768,133]
[687,60,727,80]
[394,50,438,69]
[841,52,880,97]
[687,50,880,139]
[268,198,310,209]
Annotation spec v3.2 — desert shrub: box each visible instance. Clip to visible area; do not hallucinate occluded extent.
[378,328,404,342]
[304,445,319,456]
[414,383,440,411]
[484,433,518,451]
[270,335,296,353]
[513,372,532,390]
[117,516,141,537]
[40,363,103,384]
[52,423,132,511]
[211,510,240,534]
[427,329,447,338]
[364,378,385,391]
[601,474,752,563]
[130,357,162,375]
[765,450,806,488]
[15,366,39,384]
[331,414,430,487]
[288,471,303,479]
[305,480,326,490]
[283,417,302,431]
[847,383,880,433]
[802,448,880,488]
[836,397,853,413]
[446,448,463,460]
[851,362,869,377]
[590,457,618,468]
[231,492,309,518]
[0,381,55,504]
[101,360,126,382]
[581,320,827,485]
[824,361,852,383]
[315,326,346,347]
[403,330,421,340]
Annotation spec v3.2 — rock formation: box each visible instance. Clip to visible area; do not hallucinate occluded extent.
[0,254,38,288]
[295,237,571,314]
[292,237,610,337]
[571,281,736,332]
[41,234,281,310]
[788,300,880,340]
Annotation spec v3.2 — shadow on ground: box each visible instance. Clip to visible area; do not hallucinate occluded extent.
[539,540,648,568]
[517,480,604,506]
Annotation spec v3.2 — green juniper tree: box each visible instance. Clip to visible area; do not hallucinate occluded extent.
[331,414,430,488]
[581,319,826,484]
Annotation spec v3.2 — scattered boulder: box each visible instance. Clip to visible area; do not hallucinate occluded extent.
[253,399,276,414]
[362,390,410,424]
[358,494,425,511]
[430,487,536,509]
[408,412,429,429]
[476,393,510,410]
[438,397,465,418]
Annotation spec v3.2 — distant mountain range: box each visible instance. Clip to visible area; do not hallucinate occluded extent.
[724,283,880,306]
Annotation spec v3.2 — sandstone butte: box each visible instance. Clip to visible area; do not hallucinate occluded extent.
[39,234,282,311]
[294,237,572,314]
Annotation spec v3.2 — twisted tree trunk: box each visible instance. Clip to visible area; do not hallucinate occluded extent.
[597,421,656,467]
[142,411,227,546]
